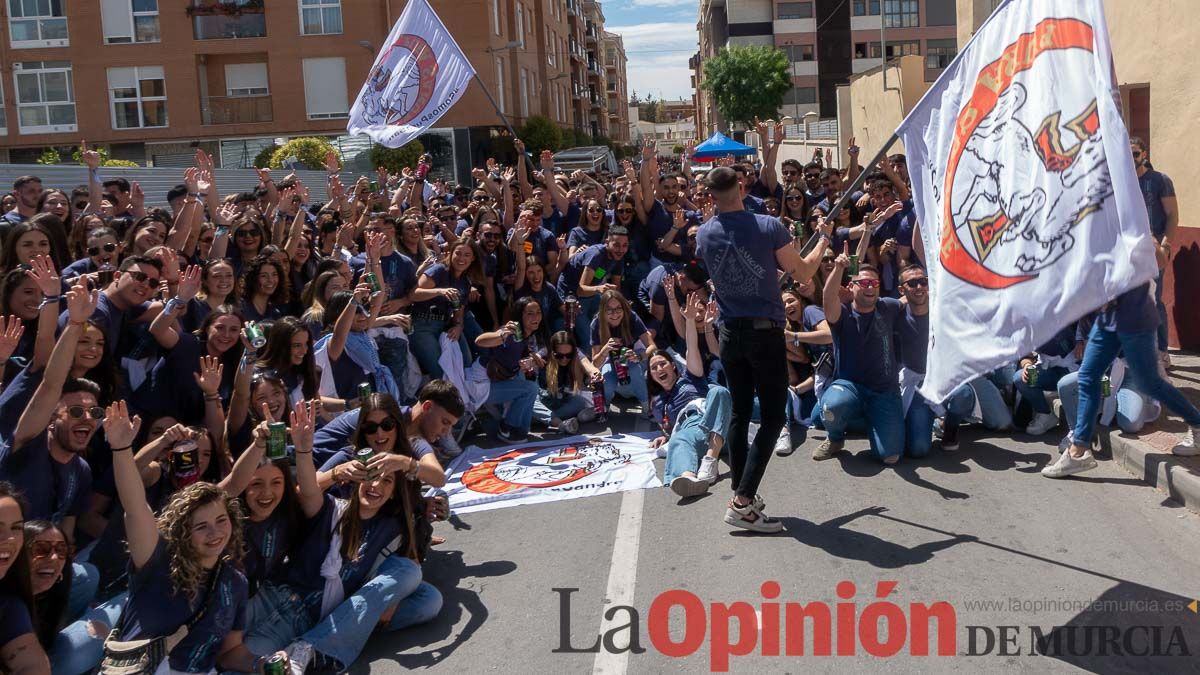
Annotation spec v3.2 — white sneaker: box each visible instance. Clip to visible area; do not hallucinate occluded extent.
[1171,427,1200,456]
[723,500,784,533]
[655,444,668,459]
[560,417,580,435]
[1026,412,1060,436]
[1041,449,1098,478]
[669,474,709,497]
[437,431,463,458]
[284,640,314,675]
[696,455,718,483]
[774,427,795,456]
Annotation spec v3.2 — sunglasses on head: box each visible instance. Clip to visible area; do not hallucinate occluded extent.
[29,540,71,560]
[903,277,928,289]
[88,242,117,256]
[853,278,880,289]
[362,418,398,435]
[66,405,105,420]
[125,270,159,285]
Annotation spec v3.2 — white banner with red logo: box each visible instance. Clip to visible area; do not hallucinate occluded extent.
[347,0,476,147]
[897,0,1158,403]
[442,434,663,514]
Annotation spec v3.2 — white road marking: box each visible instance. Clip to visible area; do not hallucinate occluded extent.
[592,487,646,675]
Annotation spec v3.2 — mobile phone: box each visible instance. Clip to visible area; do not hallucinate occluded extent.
[368,180,380,193]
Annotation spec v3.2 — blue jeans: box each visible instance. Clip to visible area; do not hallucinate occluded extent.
[820,380,905,461]
[572,294,601,353]
[532,391,590,425]
[1012,365,1069,414]
[1154,269,1169,352]
[486,375,539,432]
[601,359,648,407]
[302,556,441,669]
[244,583,323,656]
[663,386,732,484]
[905,393,936,458]
[69,562,99,619]
[944,379,1013,430]
[375,336,411,402]
[1058,370,1154,435]
[1073,325,1200,448]
[408,317,470,380]
[51,592,126,675]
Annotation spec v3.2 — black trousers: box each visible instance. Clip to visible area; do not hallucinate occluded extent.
[719,321,789,500]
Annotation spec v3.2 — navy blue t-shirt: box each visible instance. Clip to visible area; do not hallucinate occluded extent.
[482,334,534,376]
[895,307,929,374]
[0,435,92,522]
[0,592,33,648]
[280,494,403,601]
[61,257,97,281]
[645,202,693,264]
[590,312,649,349]
[697,211,790,323]
[242,508,291,589]
[801,305,830,360]
[514,283,563,328]
[830,298,903,393]
[556,244,627,297]
[409,263,472,316]
[524,226,560,267]
[638,265,682,310]
[1097,282,1159,334]
[313,408,361,464]
[742,194,767,215]
[118,540,247,673]
[350,250,417,301]
[0,365,41,447]
[653,373,709,434]
[1138,170,1175,240]
[567,225,605,252]
[58,293,150,358]
[1036,323,1080,359]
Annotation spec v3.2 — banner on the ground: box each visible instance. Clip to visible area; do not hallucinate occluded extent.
[347,0,476,147]
[442,434,662,514]
[897,0,1157,402]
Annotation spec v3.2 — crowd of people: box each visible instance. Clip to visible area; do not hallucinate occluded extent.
[0,124,1192,673]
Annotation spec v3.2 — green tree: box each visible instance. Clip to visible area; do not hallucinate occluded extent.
[368,140,425,174]
[672,144,685,155]
[253,144,279,169]
[519,115,563,154]
[36,148,62,165]
[268,137,338,170]
[700,44,791,128]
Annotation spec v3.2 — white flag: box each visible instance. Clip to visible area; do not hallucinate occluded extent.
[347,0,476,147]
[897,0,1157,403]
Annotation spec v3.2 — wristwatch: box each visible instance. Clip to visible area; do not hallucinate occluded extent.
[791,334,802,348]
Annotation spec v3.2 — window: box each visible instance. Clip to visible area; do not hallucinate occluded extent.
[783,44,814,61]
[519,69,529,117]
[547,27,555,66]
[13,61,76,133]
[225,62,269,96]
[885,40,920,58]
[0,80,6,135]
[8,0,69,47]
[925,38,957,69]
[516,3,524,47]
[108,66,166,129]
[495,58,506,113]
[101,0,159,44]
[301,57,348,119]
[854,42,882,59]
[853,0,881,16]
[300,0,342,35]
[491,0,500,35]
[884,0,919,28]
[783,87,816,105]
[777,2,813,19]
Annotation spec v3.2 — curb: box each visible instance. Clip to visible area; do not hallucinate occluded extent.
[1102,429,1200,514]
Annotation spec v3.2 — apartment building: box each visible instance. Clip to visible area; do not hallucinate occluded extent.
[602,31,629,143]
[693,0,957,133]
[0,0,628,177]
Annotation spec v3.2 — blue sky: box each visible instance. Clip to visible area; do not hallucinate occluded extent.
[603,0,698,104]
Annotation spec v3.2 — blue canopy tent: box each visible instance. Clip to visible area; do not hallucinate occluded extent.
[691,131,755,161]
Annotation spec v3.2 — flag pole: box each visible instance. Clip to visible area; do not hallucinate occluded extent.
[472,72,520,140]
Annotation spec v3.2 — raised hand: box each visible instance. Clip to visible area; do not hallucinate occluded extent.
[65,283,97,324]
[131,182,146,209]
[183,167,200,194]
[0,316,25,364]
[103,400,142,450]
[513,138,526,155]
[323,150,340,175]
[289,400,317,455]
[540,150,555,172]
[501,167,516,185]
[773,119,785,145]
[177,264,202,302]
[257,167,271,184]
[25,254,60,297]
[755,117,769,143]
[471,167,486,182]
[353,282,372,304]
[80,140,101,170]
[193,355,224,396]
[834,241,850,269]
[847,136,860,159]
[365,231,385,261]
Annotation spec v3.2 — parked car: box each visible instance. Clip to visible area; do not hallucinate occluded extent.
[552,146,618,175]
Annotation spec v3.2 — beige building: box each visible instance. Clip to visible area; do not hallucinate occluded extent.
[602,31,630,143]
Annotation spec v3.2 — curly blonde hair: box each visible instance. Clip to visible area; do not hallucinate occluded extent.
[156,482,245,601]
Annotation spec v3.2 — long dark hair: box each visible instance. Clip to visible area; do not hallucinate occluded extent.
[0,217,69,272]
[239,254,291,306]
[194,305,246,373]
[345,393,422,560]
[23,520,72,648]
[508,296,550,351]
[256,316,317,399]
[79,318,122,404]
[0,483,35,638]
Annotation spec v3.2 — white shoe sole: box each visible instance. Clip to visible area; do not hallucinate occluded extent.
[670,475,709,497]
[1041,457,1098,478]
[723,508,784,533]
[1171,446,1200,457]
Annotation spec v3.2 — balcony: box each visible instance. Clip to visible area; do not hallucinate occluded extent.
[201,95,272,124]
[189,1,266,40]
[572,80,584,99]
[567,0,579,17]
[585,22,598,44]
[589,90,603,108]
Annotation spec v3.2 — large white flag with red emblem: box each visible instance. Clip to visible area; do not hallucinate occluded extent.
[348,0,476,147]
[897,0,1157,402]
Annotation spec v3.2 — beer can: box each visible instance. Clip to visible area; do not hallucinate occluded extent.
[171,440,200,487]
[565,295,579,330]
[243,322,266,350]
[1101,375,1112,398]
[358,382,372,404]
[1025,365,1039,387]
[267,422,288,460]
[591,383,608,423]
[848,254,859,275]
[98,263,115,287]
[263,653,287,675]
[356,447,379,481]
[364,271,382,294]
[513,323,525,342]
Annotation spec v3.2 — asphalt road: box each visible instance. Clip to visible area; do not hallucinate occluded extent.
[356,414,1200,675]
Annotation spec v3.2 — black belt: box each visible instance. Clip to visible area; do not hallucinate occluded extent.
[721,318,782,330]
[411,310,449,323]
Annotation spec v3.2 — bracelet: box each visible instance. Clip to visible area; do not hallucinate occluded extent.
[405,462,420,481]
[294,448,312,455]
[68,319,88,327]
[187,192,201,199]
[112,446,132,453]
[204,393,221,402]
[37,296,59,310]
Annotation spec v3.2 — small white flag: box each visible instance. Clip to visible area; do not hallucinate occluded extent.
[897,0,1158,402]
[348,0,476,147]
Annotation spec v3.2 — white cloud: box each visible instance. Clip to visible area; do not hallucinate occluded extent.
[607,22,697,101]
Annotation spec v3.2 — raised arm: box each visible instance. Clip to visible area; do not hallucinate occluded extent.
[106,401,155,568]
[682,293,705,378]
[540,151,570,214]
[218,420,267,497]
[760,120,783,194]
[27,255,61,372]
[775,218,832,283]
[823,241,850,326]
[514,139,533,198]
[328,283,370,362]
[639,139,658,212]
[290,400,325,518]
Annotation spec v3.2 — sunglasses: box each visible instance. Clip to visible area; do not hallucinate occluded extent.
[481,232,501,240]
[125,270,159,285]
[554,350,574,361]
[853,278,880,289]
[236,228,262,238]
[804,174,820,181]
[782,171,799,177]
[474,195,493,202]
[73,201,89,211]
[587,207,604,213]
[87,242,118,256]
[903,278,929,289]
[29,540,71,560]
[362,418,398,435]
[785,195,804,202]
[1132,151,1143,158]
[616,208,634,215]
[66,405,105,420]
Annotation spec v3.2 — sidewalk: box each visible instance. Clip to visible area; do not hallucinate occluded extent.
[1097,349,1200,513]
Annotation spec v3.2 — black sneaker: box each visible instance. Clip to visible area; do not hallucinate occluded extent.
[497,423,513,442]
[941,423,960,451]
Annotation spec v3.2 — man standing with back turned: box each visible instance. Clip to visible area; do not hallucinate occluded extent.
[697,167,831,532]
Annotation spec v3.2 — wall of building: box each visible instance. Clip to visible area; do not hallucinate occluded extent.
[838,55,927,163]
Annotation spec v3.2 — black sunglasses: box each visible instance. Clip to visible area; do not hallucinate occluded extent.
[903,278,929,289]
[474,195,493,202]
[554,351,574,360]
[785,195,804,202]
[587,207,603,213]
[88,242,118,256]
[481,232,501,240]
[236,228,262,238]
[66,405,105,420]
[616,208,634,215]
[126,270,159,285]
[362,418,398,435]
